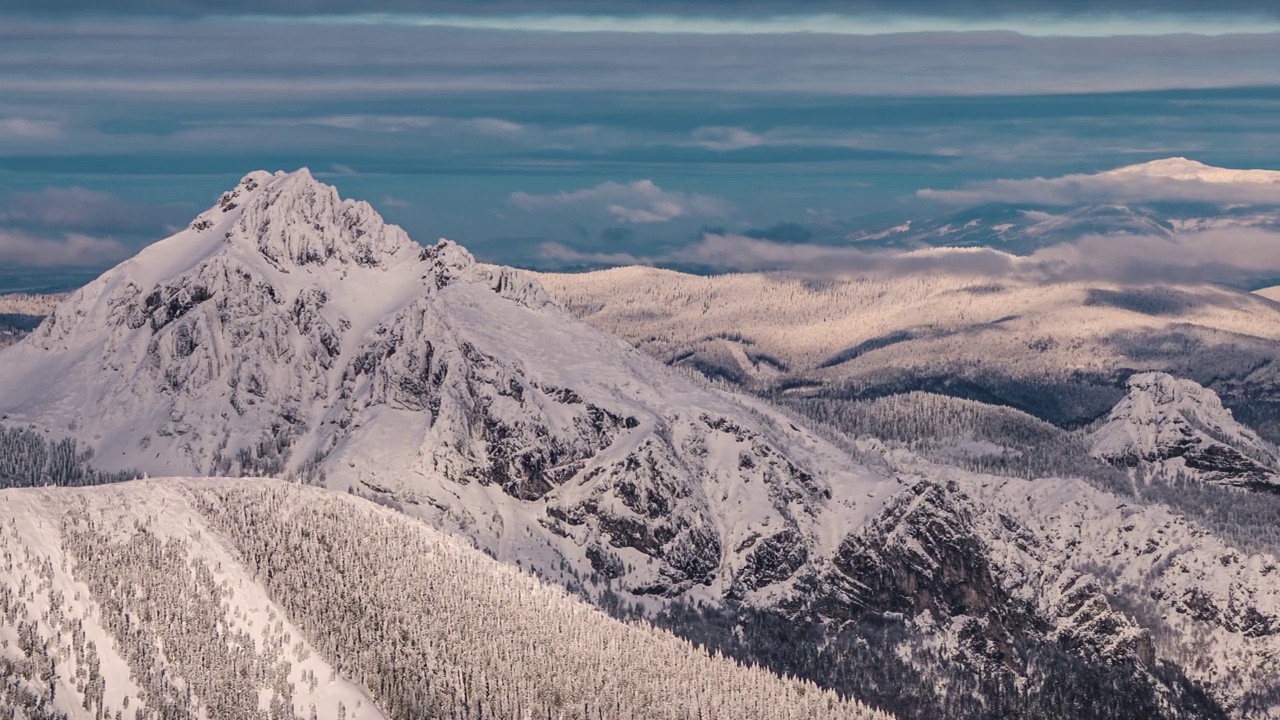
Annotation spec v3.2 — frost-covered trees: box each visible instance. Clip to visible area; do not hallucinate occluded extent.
[1,480,891,720]
[192,481,887,720]
[0,426,137,490]
[0,293,63,349]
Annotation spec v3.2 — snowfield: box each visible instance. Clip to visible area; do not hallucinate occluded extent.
[536,265,1280,426]
[0,478,888,720]
[5,169,1280,719]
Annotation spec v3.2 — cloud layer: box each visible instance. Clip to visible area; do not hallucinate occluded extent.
[4,19,1280,105]
[512,180,730,223]
[0,186,186,234]
[538,227,1280,286]
[0,230,126,267]
[10,1,1280,23]
[0,186,189,267]
[920,158,1280,206]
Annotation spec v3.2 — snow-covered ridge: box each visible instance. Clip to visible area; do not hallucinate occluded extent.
[1102,157,1280,186]
[0,478,889,720]
[1090,372,1280,489]
[0,169,898,604]
[536,265,1280,427]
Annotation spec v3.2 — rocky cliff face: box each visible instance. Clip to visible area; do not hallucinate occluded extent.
[0,169,896,600]
[7,171,1280,718]
[1091,372,1280,490]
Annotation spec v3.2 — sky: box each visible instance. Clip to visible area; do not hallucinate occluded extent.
[2,1,1280,291]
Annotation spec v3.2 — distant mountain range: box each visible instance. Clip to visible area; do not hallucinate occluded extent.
[846,158,1280,256]
[846,201,1279,255]
[5,170,1280,720]
[539,266,1280,433]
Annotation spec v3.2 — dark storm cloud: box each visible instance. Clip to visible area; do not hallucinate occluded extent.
[6,0,1280,18]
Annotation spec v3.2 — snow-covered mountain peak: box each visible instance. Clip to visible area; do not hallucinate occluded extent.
[214,167,416,270]
[0,169,905,601]
[1091,372,1280,489]
[1102,157,1280,185]
[1117,371,1230,418]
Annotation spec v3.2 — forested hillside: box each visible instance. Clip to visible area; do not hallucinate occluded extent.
[538,267,1280,430]
[0,479,891,720]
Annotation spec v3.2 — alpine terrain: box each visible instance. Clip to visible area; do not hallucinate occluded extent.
[845,159,1280,254]
[1,478,886,720]
[538,263,1280,433]
[3,170,1280,719]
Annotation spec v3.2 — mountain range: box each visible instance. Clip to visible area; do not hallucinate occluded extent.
[4,169,1280,719]
[538,266,1280,434]
[845,158,1280,256]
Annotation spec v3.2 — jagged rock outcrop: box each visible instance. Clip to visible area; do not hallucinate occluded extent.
[1091,372,1280,490]
[0,169,896,599]
[8,171,1280,718]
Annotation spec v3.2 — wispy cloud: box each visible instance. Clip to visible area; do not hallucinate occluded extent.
[919,157,1280,206]
[0,186,188,234]
[11,1,1280,29]
[538,227,1280,286]
[218,114,526,135]
[537,242,646,267]
[0,230,126,267]
[5,19,1280,101]
[0,117,61,139]
[511,180,731,223]
[690,126,766,150]
[0,186,190,267]
[1028,228,1280,284]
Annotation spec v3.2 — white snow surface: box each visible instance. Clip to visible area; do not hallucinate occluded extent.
[536,265,1280,397]
[1090,372,1280,487]
[0,168,898,603]
[1102,157,1280,186]
[0,478,888,720]
[872,447,1280,718]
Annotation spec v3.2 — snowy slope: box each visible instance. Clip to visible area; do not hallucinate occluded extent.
[962,468,1280,718]
[8,170,1280,718]
[1090,372,1280,490]
[1103,157,1280,186]
[852,441,1280,717]
[0,169,900,604]
[537,266,1280,426]
[0,478,888,720]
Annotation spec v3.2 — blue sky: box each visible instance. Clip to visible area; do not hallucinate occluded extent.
[2,3,1280,287]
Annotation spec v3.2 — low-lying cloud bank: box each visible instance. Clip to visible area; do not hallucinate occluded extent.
[0,185,189,267]
[920,157,1280,207]
[538,226,1280,286]
[512,180,731,224]
[0,230,126,267]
